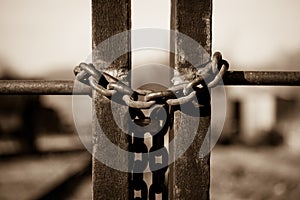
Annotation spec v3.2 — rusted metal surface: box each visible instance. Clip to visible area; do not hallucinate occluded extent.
[224,71,300,86]
[171,0,211,54]
[0,80,90,95]
[170,113,211,200]
[92,0,131,74]
[170,0,212,74]
[93,92,130,199]
[92,0,131,199]
[169,0,212,199]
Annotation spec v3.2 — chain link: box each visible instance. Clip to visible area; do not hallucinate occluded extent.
[128,107,148,200]
[74,52,227,200]
[74,51,227,109]
[75,66,204,108]
[128,105,170,200]
[123,95,156,109]
[148,105,169,200]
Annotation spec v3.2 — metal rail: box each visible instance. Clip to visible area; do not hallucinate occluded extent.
[0,80,90,95]
[224,71,300,86]
[0,71,299,95]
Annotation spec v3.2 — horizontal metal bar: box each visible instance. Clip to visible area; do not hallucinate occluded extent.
[0,71,299,95]
[224,71,300,86]
[0,80,90,95]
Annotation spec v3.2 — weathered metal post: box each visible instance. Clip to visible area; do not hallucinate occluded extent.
[169,0,212,199]
[92,0,131,199]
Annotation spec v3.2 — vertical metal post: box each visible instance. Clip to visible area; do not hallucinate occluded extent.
[92,0,131,199]
[169,0,212,199]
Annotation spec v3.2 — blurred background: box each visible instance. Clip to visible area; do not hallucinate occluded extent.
[0,0,300,199]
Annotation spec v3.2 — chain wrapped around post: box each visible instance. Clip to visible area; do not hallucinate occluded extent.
[74,51,228,200]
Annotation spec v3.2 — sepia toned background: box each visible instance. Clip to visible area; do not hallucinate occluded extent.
[0,0,300,199]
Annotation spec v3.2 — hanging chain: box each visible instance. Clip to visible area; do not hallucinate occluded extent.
[148,105,169,200]
[128,107,149,200]
[74,52,227,200]
[127,103,170,200]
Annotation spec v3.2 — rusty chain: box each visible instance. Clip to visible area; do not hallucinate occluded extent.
[148,105,169,200]
[74,52,227,200]
[74,52,227,109]
[128,105,170,200]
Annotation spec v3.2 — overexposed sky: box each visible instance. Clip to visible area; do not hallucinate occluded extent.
[131,0,170,68]
[213,0,300,70]
[0,0,91,77]
[0,0,300,78]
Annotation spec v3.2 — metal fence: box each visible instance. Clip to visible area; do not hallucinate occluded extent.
[0,71,299,95]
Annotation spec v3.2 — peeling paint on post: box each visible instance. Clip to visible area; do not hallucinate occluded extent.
[169,0,212,199]
[92,0,131,199]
